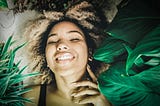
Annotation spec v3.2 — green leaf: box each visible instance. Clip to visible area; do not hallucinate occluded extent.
[0,59,9,67]
[9,72,40,86]
[136,65,160,94]
[7,50,15,73]
[126,24,160,74]
[9,102,25,106]
[0,76,10,97]
[18,65,27,74]
[0,36,40,105]
[0,0,8,8]
[6,87,32,96]
[94,37,127,63]
[98,62,160,106]
[12,42,26,55]
[0,36,12,58]
[0,96,33,104]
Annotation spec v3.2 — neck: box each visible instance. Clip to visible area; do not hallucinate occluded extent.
[54,70,85,99]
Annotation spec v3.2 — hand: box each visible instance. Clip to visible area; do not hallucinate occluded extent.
[70,65,111,106]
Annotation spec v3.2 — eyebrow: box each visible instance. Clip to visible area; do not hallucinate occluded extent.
[48,33,57,38]
[68,30,84,36]
[48,30,84,38]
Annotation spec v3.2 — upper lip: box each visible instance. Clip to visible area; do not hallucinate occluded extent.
[55,52,75,61]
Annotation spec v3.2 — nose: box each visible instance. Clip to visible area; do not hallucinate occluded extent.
[57,42,69,51]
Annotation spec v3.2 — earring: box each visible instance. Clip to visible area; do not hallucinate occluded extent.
[47,64,49,67]
[88,56,93,61]
[88,48,93,61]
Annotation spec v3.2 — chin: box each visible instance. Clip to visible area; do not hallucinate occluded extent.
[58,70,75,77]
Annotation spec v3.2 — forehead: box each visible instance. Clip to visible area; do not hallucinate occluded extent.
[50,21,82,32]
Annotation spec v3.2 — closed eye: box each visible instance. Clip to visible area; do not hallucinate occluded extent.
[47,40,59,44]
[70,38,80,42]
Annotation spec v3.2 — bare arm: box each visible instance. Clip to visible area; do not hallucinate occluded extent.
[23,85,41,106]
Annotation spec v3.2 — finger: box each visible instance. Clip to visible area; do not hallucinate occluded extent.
[71,89,99,97]
[71,80,98,89]
[75,95,98,104]
[87,64,97,82]
[72,96,84,104]
[78,95,111,106]
[73,95,111,106]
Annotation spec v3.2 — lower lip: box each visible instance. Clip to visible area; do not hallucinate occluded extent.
[56,58,75,65]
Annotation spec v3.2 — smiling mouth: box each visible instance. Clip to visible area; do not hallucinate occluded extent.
[55,53,75,63]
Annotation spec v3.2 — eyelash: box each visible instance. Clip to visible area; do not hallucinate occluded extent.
[47,38,81,44]
[70,38,80,41]
[47,40,59,44]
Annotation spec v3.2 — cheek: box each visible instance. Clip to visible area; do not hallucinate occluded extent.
[76,43,88,61]
[45,46,56,66]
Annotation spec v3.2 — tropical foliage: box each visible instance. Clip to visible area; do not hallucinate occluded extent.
[0,36,39,106]
[0,0,8,8]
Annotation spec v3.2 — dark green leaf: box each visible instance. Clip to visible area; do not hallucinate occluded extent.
[7,50,15,73]
[0,0,8,8]
[0,36,12,58]
[9,72,40,86]
[18,66,27,74]
[0,96,33,104]
[98,62,160,106]
[0,76,10,96]
[6,87,32,96]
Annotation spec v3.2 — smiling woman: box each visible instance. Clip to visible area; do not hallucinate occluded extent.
[45,21,88,77]
[22,1,111,106]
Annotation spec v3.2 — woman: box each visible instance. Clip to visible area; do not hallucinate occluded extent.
[22,1,111,106]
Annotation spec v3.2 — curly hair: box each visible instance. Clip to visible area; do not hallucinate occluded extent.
[20,0,108,85]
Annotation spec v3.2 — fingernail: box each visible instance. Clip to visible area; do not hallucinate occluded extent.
[73,99,80,103]
[71,93,76,96]
[87,64,91,68]
[72,82,77,84]
[71,82,77,86]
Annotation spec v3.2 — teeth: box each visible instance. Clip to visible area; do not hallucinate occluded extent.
[57,54,73,60]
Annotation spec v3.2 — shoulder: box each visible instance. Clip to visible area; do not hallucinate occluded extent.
[23,85,41,106]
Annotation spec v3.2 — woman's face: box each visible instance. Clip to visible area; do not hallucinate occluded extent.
[45,21,88,76]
